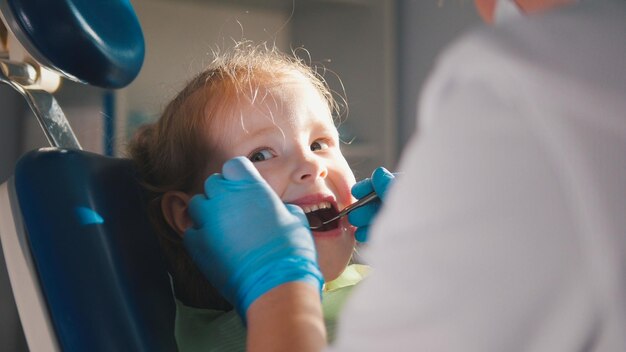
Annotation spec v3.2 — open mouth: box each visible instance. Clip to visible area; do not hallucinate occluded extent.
[302,202,340,232]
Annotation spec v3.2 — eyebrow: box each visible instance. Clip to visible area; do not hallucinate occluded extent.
[243,125,283,139]
[229,125,286,150]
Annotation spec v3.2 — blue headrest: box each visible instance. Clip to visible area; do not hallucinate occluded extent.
[1,0,144,88]
[15,149,177,351]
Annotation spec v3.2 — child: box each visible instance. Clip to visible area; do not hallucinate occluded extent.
[128,41,369,351]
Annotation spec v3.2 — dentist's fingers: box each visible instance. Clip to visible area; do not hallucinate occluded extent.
[222,157,264,182]
[352,167,395,200]
[203,173,237,199]
[371,167,394,199]
[355,226,369,243]
[187,194,212,228]
[351,177,374,199]
[202,157,273,199]
[202,157,265,198]
[348,202,380,227]
[285,204,309,227]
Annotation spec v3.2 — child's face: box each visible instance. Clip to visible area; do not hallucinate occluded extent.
[205,72,356,282]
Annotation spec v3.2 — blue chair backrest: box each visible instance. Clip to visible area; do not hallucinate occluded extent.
[14,148,177,351]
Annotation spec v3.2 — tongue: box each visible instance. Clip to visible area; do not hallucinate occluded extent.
[306,208,339,232]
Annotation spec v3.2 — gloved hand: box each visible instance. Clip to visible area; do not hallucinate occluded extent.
[348,167,395,242]
[184,157,323,320]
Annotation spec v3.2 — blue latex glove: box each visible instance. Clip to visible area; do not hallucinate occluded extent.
[348,167,395,242]
[184,157,323,319]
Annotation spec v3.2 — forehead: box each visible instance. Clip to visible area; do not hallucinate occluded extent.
[213,71,334,134]
[266,73,329,114]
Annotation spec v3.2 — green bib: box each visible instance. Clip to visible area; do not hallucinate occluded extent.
[175,264,370,352]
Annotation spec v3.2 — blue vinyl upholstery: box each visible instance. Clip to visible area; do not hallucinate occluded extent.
[14,148,177,351]
[2,0,144,88]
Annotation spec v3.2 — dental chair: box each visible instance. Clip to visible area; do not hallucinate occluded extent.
[0,0,177,350]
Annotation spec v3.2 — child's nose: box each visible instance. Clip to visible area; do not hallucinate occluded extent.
[293,151,328,183]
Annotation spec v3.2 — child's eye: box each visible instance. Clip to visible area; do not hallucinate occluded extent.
[311,139,330,152]
[248,149,275,162]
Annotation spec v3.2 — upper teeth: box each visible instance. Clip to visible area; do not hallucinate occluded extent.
[301,201,331,214]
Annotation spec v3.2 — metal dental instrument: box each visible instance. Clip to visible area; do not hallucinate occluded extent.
[309,191,379,230]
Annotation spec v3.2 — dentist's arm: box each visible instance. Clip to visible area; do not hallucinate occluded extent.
[248,282,325,352]
[183,157,326,351]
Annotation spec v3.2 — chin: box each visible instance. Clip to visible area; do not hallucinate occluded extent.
[316,221,356,282]
[319,261,346,283]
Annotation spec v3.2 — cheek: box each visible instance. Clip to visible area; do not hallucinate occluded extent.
[201,140,233,177]
[329,155,357,199]
[338,156,356,184]
[252,164,288,196]
[204,158,226,177]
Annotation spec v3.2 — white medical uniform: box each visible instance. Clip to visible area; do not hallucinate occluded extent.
[332,0,626,350]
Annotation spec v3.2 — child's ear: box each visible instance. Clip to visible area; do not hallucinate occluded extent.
[161,191,193,238]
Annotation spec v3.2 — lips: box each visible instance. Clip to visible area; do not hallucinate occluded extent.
[289,195,341,232]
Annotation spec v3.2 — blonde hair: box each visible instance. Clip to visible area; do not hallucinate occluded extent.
[127,41,342,307]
